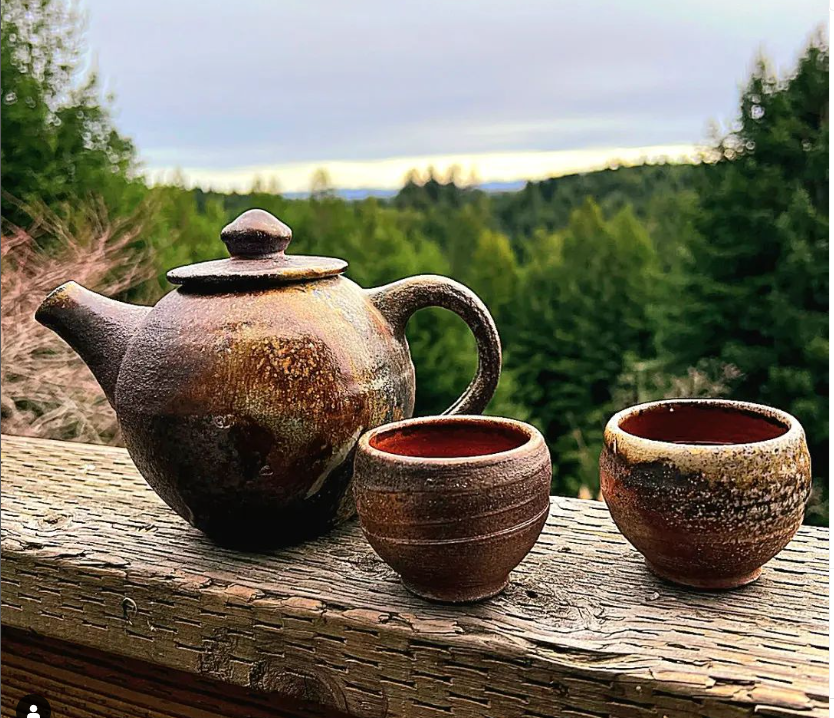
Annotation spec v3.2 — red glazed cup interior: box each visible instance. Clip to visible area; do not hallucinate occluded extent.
[353,415,551,603]
[367,419,532,458]
[600,399,811,590]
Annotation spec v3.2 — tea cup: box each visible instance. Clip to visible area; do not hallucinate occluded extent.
[600,399,811,589]
[353,415,551,603]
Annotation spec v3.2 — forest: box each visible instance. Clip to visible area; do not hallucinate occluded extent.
[1,0,828,523]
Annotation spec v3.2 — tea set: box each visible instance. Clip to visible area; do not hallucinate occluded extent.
[37,209,813,602]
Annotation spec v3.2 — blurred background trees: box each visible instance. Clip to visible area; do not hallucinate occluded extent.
[1,0,143,229]
[658,38,829,521]
[1,0,828,523]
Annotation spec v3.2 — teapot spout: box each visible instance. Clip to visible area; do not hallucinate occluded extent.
[35,281,151,407]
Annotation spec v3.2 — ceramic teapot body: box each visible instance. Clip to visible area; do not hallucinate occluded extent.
[36,210,502,547]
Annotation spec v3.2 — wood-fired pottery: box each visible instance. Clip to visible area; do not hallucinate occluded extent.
[600,399,811,589]
[35,210,502,547]
[354,415,551,603]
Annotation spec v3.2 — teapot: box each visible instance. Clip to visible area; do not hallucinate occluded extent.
[36,209,501,547]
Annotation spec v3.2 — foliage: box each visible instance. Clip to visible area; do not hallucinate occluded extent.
[490,163,702,255]
[504,200,659,495]
[0,0,141,230]
[466,228,519,320]
[658,33,829,523]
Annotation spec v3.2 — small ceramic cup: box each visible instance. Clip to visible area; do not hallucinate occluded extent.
[600,399,812,590]
[353,415,551,603]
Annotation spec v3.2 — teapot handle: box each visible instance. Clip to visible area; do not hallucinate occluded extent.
[367,275,502,415]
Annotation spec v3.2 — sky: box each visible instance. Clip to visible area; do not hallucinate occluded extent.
[82,0,828,192]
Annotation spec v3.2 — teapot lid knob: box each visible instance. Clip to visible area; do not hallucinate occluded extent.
[221,209,292,258]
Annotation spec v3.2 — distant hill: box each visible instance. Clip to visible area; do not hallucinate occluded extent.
[490,163,703,237]
[388,162,702,239]
[282,188,398,201]
[278,179,528,201]
[193,163,700,221]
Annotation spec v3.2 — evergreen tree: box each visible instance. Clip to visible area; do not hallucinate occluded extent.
[660,36,829,522]
[465,229,519,321]
[1,0,140,229]
[507,199,659,495]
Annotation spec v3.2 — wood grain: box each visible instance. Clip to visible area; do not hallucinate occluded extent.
[1,434,828,718]
[2,627,350,718]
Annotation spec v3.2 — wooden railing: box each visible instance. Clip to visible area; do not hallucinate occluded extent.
[1,434,828,718]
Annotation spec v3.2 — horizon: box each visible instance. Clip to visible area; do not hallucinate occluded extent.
[83,0,827,192]
[144,143,704,194]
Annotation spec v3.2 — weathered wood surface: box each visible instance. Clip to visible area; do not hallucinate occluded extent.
[1,434,829,718]
[2,628,348,718]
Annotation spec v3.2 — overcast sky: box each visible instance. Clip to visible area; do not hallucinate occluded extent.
[83,0,828,191]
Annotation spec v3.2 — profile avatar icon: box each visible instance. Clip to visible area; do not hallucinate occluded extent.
[15,695,51,718]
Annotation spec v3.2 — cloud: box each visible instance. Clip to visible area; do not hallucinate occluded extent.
[83,0,827,181]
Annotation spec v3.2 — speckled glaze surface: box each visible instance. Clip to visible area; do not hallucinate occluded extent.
[35,210,502,548]
[354,415,551,603]
[599,399,812,589]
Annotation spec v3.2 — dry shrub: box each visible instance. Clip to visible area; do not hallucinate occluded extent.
[612,357,743,408]
[1,206,155,445]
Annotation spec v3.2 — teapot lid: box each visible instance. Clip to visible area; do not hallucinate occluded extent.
[167,209,347,288]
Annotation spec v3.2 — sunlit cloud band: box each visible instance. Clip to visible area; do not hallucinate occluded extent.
[143,144,704,193]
